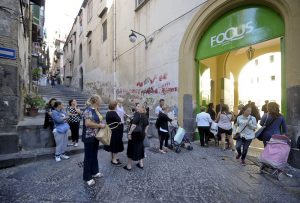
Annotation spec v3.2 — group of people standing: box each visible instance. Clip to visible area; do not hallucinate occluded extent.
[196,100,287,165]
[81,95,149,186]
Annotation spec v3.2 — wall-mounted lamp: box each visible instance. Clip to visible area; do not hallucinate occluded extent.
[246,46,255,60]
[129,29,153,49]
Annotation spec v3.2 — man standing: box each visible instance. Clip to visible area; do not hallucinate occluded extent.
[155,99,165,116]
[261,100,269,114]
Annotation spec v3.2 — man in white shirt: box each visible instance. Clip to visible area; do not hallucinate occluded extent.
[196,106,212,147]
[116,98,126,124]
[155,99,165,116]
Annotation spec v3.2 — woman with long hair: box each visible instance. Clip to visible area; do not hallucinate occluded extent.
[43,98,56,131]
[234,105,257,165]
[216,104,235,151]
[260,102,287,147]
[82,95,106,186]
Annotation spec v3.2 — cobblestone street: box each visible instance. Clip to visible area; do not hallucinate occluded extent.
[0,140,300,203]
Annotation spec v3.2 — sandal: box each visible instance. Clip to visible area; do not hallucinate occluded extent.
[136,163,144,169]
[123,166,131,171]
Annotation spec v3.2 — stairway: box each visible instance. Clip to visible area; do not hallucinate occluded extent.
[38,85,108,116]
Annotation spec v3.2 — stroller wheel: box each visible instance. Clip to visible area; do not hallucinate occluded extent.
[175,148,181,153]
[259,165,265,173]
[187,145,193,150]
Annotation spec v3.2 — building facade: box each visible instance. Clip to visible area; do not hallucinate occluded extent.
[63,0,300,167]
[0,0,46,154]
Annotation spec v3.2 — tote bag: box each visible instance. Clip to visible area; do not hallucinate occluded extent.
[96,125,112,145]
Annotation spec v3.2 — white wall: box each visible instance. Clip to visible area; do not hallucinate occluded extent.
[64,0,202,112]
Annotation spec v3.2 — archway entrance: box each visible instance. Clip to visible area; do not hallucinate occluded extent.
[195,6,285,115]
[79,67,83,91]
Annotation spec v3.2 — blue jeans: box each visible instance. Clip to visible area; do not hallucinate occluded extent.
[236,137,252,160]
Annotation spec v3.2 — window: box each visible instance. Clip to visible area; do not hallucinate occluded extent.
[70,40,73,51]
[88,40,92,57]
[102,20,107,42]
[79,44,83,63]
[79,13,83,35]
[87,0,93,23]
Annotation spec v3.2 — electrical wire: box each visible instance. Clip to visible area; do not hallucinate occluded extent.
[116,0,208,59]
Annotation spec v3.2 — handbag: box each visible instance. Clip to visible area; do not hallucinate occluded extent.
[96,125,112,145]
[255,114,275,141]
[131,113,144,141]
[233,117,251,140]
[56,122,70,134]
[96,122,120,145]
[209,121,218,136]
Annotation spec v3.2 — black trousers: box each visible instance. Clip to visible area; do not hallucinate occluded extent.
[69,122,80,142]
[236,137,252,160]
[197,126,210,146]
[83,141,99,181]
[158,130,169,150]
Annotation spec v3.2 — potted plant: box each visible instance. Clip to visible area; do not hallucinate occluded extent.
[24,93,46,116]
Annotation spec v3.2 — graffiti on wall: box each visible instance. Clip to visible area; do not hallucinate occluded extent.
[116,73,178,113]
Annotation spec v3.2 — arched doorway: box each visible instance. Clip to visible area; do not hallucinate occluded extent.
[196,5,284,115]
[178,0,300,168]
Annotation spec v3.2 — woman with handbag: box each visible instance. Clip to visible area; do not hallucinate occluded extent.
[259,102,287,147]
[104,100,124,166]
[216,104,235,151]
[82,95,106,186]
[234,105,257,165]
[67,99,81,147]
[124,103,149,171]
[51,101,71,162]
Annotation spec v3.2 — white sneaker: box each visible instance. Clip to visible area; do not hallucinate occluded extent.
[55,156,61,162]
[60,154,70,160]
[92,172,103,178]
[74,143,78,147]
[86,179,95,186]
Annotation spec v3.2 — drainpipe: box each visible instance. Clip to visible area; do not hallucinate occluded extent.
[113,0,117,100]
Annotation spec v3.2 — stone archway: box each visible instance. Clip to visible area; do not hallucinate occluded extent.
[178,0,300,168]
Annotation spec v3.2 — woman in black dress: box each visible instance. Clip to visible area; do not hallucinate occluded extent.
[105,100,124,166]
[124,103,149,171]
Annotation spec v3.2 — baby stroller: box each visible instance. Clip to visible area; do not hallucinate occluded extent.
[169,123,193,153]
[258,134,293,179]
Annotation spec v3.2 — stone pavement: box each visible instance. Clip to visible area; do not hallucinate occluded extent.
[0,139,300,203]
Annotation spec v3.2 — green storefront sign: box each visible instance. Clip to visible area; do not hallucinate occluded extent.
[196,6,284,60]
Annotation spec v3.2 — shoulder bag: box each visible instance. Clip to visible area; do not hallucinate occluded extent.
[233,117,251,140]
[96,122,120,145]
[131,114,144,141]
[255,114,275,141]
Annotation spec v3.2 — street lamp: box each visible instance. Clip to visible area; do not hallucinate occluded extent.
[129,29,153,49]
